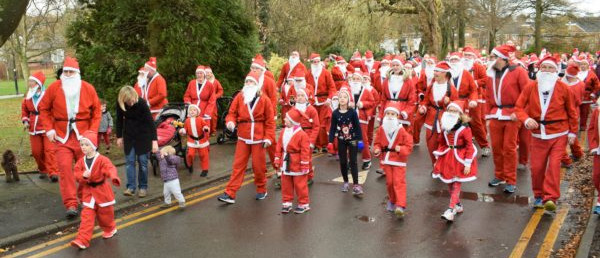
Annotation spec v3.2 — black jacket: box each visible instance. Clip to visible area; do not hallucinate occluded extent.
[116,98,157,154]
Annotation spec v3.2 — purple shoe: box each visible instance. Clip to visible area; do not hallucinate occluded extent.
[386,201,396,212]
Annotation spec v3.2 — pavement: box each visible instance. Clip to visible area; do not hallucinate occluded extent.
[0,94,24,100]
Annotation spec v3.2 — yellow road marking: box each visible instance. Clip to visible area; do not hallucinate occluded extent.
[536,207,569,258]
[509,209,544,258]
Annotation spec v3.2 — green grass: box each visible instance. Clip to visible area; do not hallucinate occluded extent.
[0,78,57,96]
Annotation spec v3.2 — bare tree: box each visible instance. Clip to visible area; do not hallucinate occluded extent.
[470,0,526,52]
[525,0,572,53]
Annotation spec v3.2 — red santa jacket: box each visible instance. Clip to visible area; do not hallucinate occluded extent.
[365,61,380,75]
[470,62,487,103]
[184,116,210,148]
[280,83,297,108]
[365,85,379,118]
[298,105,320,146]
[565,80,585,111]
[515,80,578,140]
[485,65,530,120]
[433,125,478,168]
[274,126,311,176]
[226,93,275,145]
[331,64,355,90]
[582,70,600,103]
[265,70,275,81]
[350,60,368,73]
[453,70,478,104]
[74,154,121,209]
[373,125,413,167]
[21,90,48,135]
[39,80,102,144]
[587,108,600,154]
[420,82,458,132]
[353,87,375,125]
[260,75,279,118]
[276,62,308,89]
[211,79,224,99]
[183,79,216,118]
[134,73,168,114]
[307,67,336,106]
[379,77,417,123]
[416,71,432,100]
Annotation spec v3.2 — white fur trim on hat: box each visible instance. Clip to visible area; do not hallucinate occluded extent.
[434,67,450,72]
[81,137,97,150]
[491,48,508,60]
[540,60,558,69]
[188,104,201,114]
[62,67,80,73]
[29,76,42,87]
[285,112,300,125]
[251,63,266,70]
[144,63,156,71]
[384,106,400,115]
[447,102,464,113]
[245,76,259,84]
[195,68,206,73]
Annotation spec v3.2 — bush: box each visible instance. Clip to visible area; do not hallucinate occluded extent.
[267,53,287,80]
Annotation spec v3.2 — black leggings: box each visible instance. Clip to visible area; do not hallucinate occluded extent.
[338,140,359,184]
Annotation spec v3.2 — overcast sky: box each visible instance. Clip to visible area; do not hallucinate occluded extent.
[572,0,600,16]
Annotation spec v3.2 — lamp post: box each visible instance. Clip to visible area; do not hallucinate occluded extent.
[12,52,19,95]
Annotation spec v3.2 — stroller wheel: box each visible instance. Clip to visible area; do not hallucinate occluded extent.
[217,134,225,144]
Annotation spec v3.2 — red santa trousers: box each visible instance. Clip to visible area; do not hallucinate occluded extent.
[97,132,110,147]
[267,140,278,171]
[382,165,407,208]
[518,126,531,165]
[367,117,375,147]
[315,105,330,149]
[281,174,309,205]
[580,103,590,130]
[280,106,291,125]
[211,109,218,134]
[360,124,371,162]
[56,134,84,209]
[560,138,584,165]
[425,129,440,165]
[412,113,426,144]
[448,182,462,208]
[530,135,566,202]
[75,204,116,247]
[469,105,489,148]
[225,141,267,199]
[186,147,210,171]
[488,120,520,185]
[30,134,58,176]
[593,156,600,205]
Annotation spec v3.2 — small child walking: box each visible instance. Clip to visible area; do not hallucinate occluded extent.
[274,108,312,214]
[432,100,478,222]
[373,103,413,218]
[71,131,120,250]
[156,145,186,208]
[180,104,210,176]
[98,99,113,154]
[328,86,364,197]
[587,99,600,215]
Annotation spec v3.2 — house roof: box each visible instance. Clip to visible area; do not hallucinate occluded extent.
[571,17,600,33]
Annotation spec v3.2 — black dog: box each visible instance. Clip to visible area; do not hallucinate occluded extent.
[2,150,19,182]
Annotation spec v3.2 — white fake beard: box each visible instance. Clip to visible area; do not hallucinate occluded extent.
[462,58,474,71]
[450,63,463,79]
[295,81,306,90]
[331,99,339,110]
[432,82,446,102]
[289,57,300,68]
[562,77,579,86]
[61,73,82,99]
[349,82,362,95]
[577,70,588,82]
[137,75,147,88]
[382,117,400,134]
[379,66,390,77]
[336,64,347,74]
[486,60,497,78]
[365,60,374,70]
[363,82,372,91]
[242,84,259,104]
[389,75,403,93]
[26,86,40,99]
[441,112,460,131]
[537,71,558,93]
[425,67,434,80]
[311,64,322,78]
[295,102,307,112]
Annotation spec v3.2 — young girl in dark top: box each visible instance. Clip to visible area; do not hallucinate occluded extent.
[328,86,364,197]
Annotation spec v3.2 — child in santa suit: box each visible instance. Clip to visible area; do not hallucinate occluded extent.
[179,104,210,177]
[70,131,120,249]
[294,88,320,184]
[279,72,298,125]
[560,64,585,167]
[373,103,413,218]
[361,70,379,149]
[348,70,375,170]
[274,108,312,214]
[432,100,478,222]
[21,71,58,182]
[587,98,600,215]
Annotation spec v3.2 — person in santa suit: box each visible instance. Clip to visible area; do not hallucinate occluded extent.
[39,57,102,218]
[331,56,354,90]
[183,65,216,123]
[575,55,600,131]
[432,100,478,222]
[179,104,210,177]
[412,57,437,145]
[462,47,489,136]
[485,44,530,194]
[205,66,223,136]
[276,51,308,90]
[372,55,392,95]
[364,50,380,75]
[560,64,585,168]
[350,51,367,73]
[378,57,417,142]
[587,98,600,215]
[447,52,492,157]
[279,71,298,125]
[362,70,379,149]
[418,61,458,165]
[273,108,312,214]
[135,57,168,119]
[218,71,275,204]
[514,56,578,212]
[307,53,337,153]
[294,88,319,183]
[21,71,58,182]
[70,131,120,249]
[348,70,375,170]
[373,102,413,218]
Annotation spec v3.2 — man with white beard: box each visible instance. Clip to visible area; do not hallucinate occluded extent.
[373,55,392,95]
[135,57,168,119]
[306,53,337,153]
[251,54,279,170]
[276,51,308,90]
[364,50,380,75]
[514,56,578,212]
[574,55,600,131]
[462,47,488,132]
[218,71,275,204]
[412,57,437,145]
[348,71,375,170]
[39,57,102,218]
[331,56,354,90]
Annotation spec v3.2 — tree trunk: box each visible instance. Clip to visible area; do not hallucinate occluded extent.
[417,0,442,56]
[256,0,270,58]
[487,0,497,52]
[534,0,542,54]
[457,0,465,48]
[0,0,29,47]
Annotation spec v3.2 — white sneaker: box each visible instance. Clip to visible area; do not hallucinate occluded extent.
[454,204,464,213]
[441,208,456,222]
[481,147,491,157]
[517,163,527,171]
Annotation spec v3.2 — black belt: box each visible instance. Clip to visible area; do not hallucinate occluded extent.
[388,98,408,102]
[382,147,396,153]
[55,118,87,123]
[30,111,40,115]
[283,151,300,172]
[302,127,312,130]
[459,94,469,99]
[237,120,265,124]
[536,119,563,125]
[316,93,328,97]
[497,105,514,109]
[189,134,204,141]
[87,179,105,187]
[449,145,465,149]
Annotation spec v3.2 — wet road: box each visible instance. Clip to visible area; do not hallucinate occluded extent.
[8,136,573,258]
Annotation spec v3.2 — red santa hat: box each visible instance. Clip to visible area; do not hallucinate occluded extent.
[252,54,267,70]
[145,57,157,71]
[447,100,466,114]
[138,66,146,73]
[573,48,580,55]
[188,104,201,115]
[285,107,306,126]
[63,57,80,73]
[425,57,438,65]
[205,66,213,73]
[245,70,261,85]
[448,52,462,60]
[383,102,402,116]
[195,65,206,74]
[391,56,403,65]
[295,86,313,100]
[491,44,516,60]
[80,130,98,150]
[528,55,539,65]
[309,53,320,61]
[381,55,392,64]
[462,46,477,56]
[538,55,559,70]
[338,85,354,103]
[335,56,346,63]
[291,66,306,79]
[365,50,374,59]
[29,71,46,87]
[351,51,361,61]
[565,64,580,78]
[434,61,451,72]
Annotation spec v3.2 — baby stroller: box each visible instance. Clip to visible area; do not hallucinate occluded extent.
[150,103,191,176]
[216,90,240,144]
